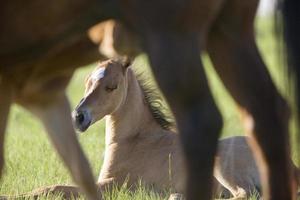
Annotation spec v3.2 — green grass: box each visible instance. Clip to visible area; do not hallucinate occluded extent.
[0,17,296,199]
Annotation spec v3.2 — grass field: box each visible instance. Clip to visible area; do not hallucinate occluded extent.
[0,17,296,199]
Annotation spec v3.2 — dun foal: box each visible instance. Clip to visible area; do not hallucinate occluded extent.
[72,59,266,199]
[73,59,299,199]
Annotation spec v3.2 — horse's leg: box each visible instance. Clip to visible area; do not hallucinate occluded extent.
[0,79,11,176]
[143,31,223,199]
[207,0,295,198]
[25,94,100,200]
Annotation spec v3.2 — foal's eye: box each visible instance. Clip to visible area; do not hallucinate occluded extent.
[105,85,118,92]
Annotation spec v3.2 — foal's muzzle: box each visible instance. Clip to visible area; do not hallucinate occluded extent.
[72,109,91,132]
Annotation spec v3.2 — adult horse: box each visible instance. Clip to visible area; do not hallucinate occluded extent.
[0,5,140,199]
[0,1,112,199]
[1,1,299,200]
[102,0,298,199]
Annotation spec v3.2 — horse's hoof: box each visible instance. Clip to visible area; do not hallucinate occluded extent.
[168,193,184,200]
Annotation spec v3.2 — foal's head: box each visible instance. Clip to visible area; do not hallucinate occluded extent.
[73,58,131,132]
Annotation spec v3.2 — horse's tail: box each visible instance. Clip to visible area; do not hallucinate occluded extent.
[294,164,300,184]
[281,0,300,113]
[280,0,300,169]
[295,165,300,196]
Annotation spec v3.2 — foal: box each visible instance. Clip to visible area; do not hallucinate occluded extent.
[71,59,283,198]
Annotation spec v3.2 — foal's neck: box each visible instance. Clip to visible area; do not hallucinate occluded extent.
[105,69,159,146]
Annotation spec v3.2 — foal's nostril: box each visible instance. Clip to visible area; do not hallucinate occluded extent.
[76,113,85,124]
[73,110,91,132]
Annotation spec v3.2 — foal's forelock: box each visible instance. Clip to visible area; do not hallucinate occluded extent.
[91,67,106,82]
[84,67,105,95]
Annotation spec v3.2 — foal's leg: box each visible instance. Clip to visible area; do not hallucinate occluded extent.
[0,79,11,176]
[0,178,117,199]
[25,94,100,200]
[143,32,223,199]
[207,0,295,199]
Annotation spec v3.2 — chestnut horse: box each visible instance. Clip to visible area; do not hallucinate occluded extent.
[0,1,110,199]
[106,0,300,199]
[102,1,298,199]
[0,6,136,198]
[0,6,137,199]
[2,0,299,200]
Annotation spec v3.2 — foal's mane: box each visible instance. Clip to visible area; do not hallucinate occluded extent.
[135,72,175,131]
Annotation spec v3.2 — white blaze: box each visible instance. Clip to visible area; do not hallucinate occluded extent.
[91,67,106,81]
